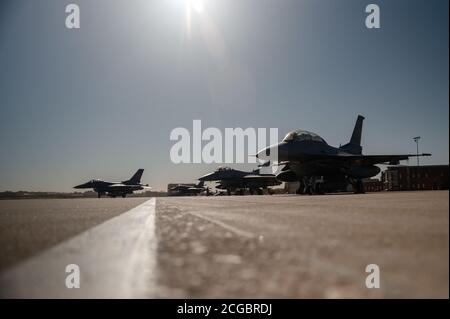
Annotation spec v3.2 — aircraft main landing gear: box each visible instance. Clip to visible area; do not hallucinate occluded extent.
[313,182,325,195]
[301,177,314,195]
[296,177,325,195]
[296,181,306,194]
[353,179,365,194]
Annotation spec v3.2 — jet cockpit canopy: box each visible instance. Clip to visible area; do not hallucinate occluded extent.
[282,130,326,144]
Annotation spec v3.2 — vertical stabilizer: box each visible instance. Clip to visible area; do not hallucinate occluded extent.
[125,169,144,184]
[197,180,205,188]
[340,115,365,154]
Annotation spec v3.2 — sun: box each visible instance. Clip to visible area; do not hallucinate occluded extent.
[187,0,205,14]
[181,0,208,37]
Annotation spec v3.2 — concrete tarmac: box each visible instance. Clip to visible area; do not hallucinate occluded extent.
[155,191,449,298]
[0,198,148,271]
[0,191,448,298]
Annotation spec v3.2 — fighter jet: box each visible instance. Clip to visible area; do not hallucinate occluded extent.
[74,169,149,198]
[168,181,207,196]
[198,167,281,195]
[257,115,431,194]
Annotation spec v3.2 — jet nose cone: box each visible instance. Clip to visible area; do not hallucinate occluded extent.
[257,142,289,162]
[256,146,269,158]
[257,144,278,161]
[73,181,91,189]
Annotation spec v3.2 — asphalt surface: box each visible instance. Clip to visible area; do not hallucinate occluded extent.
[0,191,448,298]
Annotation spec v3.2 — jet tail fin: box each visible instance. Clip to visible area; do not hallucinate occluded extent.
[125,169,144,184]
[197,180,205,187]
[340,115,364,154]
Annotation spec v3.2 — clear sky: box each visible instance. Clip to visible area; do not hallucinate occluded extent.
[0,0,448,191]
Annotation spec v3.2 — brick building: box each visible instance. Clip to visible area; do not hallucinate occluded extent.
[382,165,449,191]
[362,178,384,192]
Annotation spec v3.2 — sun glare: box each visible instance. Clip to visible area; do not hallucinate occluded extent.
[187,0,205,14]
[183,0,206,37]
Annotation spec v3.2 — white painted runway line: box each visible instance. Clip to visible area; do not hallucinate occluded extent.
[0,198,157,298]
[189,212,257,239]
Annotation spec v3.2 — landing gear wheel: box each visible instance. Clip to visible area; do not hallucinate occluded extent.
[354,180,365,194]
[314,183,325,195]
[296,182,305,194]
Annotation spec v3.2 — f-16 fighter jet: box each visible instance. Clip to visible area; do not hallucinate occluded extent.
[257,115,431,194]
[74,169,149,198]
[198,167,281,195]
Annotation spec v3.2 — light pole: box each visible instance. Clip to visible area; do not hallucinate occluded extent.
[413,136,420,166]
[413,136,420,190]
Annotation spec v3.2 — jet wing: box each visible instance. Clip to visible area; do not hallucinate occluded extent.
[243,175,278,181]
[345,153,431,165]
[108,184,134,190]
[171,185,198,190]
[286,153,431,165]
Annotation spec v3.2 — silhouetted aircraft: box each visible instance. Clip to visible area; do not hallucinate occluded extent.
[74,169,149,198]
[168,181,207,196]
[198,167,281,195]
[257,115,431,194]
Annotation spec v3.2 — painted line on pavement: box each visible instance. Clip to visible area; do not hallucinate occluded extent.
[0,198,157,298]
[189,212,257,239]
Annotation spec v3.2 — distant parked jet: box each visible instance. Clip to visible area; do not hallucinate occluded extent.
[198,167,281,195]
[168,181,207,196]
[74,169,149,198]
[257,115,431,194]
